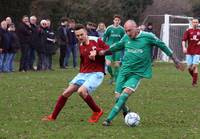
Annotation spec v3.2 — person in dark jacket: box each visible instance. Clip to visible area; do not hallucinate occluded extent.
[45,19,56,70]
[144,22,158,61]
[65,19,78,68]
[29,15,38,70]
[17,15,33,72]
[57,17,69,69]
[0,20,13,72]
[0,20,8,72]
[36,20,48,71]
[7,23,20,72]
[86,22,99,37]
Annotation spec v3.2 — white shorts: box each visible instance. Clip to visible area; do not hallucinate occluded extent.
[70,72,104,94]
[186,55,200,66]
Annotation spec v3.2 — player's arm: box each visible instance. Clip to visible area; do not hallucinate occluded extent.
[170,53,185,71]
[151,34,185,71]
[182,41,187,54]
[89,38,110,60]
[182,30,189,54]
[96,38,110,52]
[99,37,125,56]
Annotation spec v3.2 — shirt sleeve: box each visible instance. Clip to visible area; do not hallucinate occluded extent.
[182,29,189,41]
[96,38,109,52]
[109,35,125,52]
[102,27,110,42]
[121,28,125,38]
[151,33,173,56]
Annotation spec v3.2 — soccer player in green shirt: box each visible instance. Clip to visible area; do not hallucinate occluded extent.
[99,20,184,126]
[103,15,125,84]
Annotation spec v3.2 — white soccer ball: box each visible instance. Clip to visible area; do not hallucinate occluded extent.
[124,112,140,127]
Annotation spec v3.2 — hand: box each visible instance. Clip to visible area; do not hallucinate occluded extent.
[89,50,96,60]
[183,47,187,54]
[175,62,185,71]
[197,41,200,45]
[98,50,105,56]
[171,53,185,71]
[25,22,31,27]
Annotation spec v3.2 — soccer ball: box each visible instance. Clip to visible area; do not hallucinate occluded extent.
[124,112,140,127]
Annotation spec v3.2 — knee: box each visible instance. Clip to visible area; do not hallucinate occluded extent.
[77,88,88,98]
[62,89,72,98]
[192,65,198,70]
[114,62,120,67]
[123,88,134,95]
[62,91,69,98]
[115,93,120,99]
[106,60,111,66]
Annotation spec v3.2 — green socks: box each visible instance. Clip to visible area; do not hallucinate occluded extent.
[107,92,129,122]
[114,67,119,82]
[107,65,113,78]
[115,97,129,114]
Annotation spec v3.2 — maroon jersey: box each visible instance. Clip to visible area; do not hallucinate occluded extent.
[182,28,200,54]
[79,37,109,73]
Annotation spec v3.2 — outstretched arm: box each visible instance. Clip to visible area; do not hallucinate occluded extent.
[98,49,112,56]
[170,53,185,71]
[150,34,185,71]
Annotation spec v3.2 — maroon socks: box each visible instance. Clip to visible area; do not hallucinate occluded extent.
[83,95,101,112]
[188,69,193,77]
[192,73,198,85]
[51,95,68,119]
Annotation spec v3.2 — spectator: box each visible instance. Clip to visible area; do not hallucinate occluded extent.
[97,22,106,38]
[0,20,10,72]
[86,22,99,37]
[139,24,146,31]
[29,15,38,70]
[36,19,48,71]
[5,17,12,27]
[45,19,56,70]
[17,15,32,72]
[145,22,158,60]
[7,23,20,72]
[65,19,78,68]
[144,22,153,32]
[57,17,69,69]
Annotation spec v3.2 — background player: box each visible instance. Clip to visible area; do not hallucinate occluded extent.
[182,18,200,87]
[103,15,125,84]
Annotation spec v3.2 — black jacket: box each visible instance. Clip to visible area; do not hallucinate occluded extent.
[67,28,78,45]
[57,25,68,46]
[36,27,46,53]
[0,28,12,53]
[45,28,57,55]
[8,31,20,53]
[17,22,32,45]
[30,24,39,49]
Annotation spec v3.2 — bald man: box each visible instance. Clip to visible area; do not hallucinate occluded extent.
[99,20,184,126]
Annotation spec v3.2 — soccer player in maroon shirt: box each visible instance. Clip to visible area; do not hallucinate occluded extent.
[42,24,109,123]
[182,18,200,87]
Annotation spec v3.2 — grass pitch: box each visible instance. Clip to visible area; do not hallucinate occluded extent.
[0,63,200,139]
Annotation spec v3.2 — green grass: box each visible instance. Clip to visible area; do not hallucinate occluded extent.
[0,63,200,139]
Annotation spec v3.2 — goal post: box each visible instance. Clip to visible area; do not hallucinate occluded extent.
[158,14,193,62]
